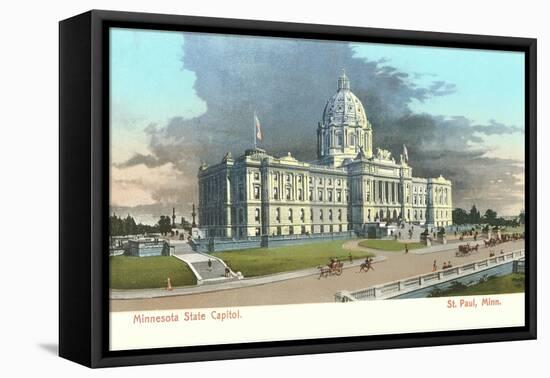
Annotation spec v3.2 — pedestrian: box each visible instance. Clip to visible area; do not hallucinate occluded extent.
[432,260,437,271]
[208,258,212,271]
[405,244,409,254]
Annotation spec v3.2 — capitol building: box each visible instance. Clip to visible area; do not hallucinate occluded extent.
[197,71,453,239]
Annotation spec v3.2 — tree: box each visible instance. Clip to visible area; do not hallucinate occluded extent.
[519,210,525,225]
[157,215,172,236]
[452,208,469,225]
[469,205,481,224]
[483,209,498,225]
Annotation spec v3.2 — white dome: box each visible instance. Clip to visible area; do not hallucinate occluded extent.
[322,70,369,129]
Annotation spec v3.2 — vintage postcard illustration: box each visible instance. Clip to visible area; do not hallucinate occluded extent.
[108,27,526,350]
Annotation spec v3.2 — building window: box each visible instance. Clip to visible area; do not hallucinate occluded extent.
[254,186,260,200]
[255,227,261,236]
[329,209,333,221]
[239,208,244,223]
[320,209,324,221]
[300,208,305,222]
[335,132,343,146]
[338,209,342,221]
[254,172,260,180]
[310,209,314,221]
[255,208,260,222]
[414,210,418,220]
[318,190,323,201]
[288,208,293,221]
[286,175,291,182]
[286,187,291,200]
[289,226,294,235]
[308,177,312,184]
[309,189,313,201]
[276,208,281,222]
[301,225,306,235]
[328,179,332,185]
[337,191,342,202]
[318,178,323,185]
[298,176,302,183]
[277,226,282,236]
[298,188,303,201]
[273,187,279,200]
[238,185,245,201]
[328,190,333,202]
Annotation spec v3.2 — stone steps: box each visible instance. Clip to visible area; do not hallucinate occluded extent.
[191,260,228,280]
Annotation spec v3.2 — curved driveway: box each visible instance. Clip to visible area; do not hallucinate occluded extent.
[110,239,525,312]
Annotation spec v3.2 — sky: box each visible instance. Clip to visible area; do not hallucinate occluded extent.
[109,27,525,225]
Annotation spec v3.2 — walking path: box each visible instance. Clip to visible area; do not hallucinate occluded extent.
[111,239,525,311]
[170,240,234,283]
[110,255,387,300]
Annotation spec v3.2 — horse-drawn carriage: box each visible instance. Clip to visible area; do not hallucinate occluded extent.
[455,243,479,257]
[318,259,344,278]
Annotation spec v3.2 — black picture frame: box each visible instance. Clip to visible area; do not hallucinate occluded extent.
[59,9,537,368]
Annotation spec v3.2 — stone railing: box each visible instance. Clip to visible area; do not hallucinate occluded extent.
[335,249,525,302]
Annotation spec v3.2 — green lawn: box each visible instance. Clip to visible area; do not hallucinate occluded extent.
[428,273,525,297]
[500,225,525,235]
[358,239,425,251]
[213,240,373,277]
[110,256,197,289]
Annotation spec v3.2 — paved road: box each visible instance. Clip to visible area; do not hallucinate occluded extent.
[110,239,525,312]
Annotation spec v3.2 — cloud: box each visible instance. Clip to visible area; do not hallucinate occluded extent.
[427,80,458,97]
[113,33,525,219]
[471,120,524,135]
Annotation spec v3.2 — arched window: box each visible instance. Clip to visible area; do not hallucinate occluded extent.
[336,132,343,146]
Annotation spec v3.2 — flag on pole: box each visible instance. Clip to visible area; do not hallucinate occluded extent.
[403,144,409,162]
[254,112,262,141]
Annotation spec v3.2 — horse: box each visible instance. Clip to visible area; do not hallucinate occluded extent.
[359,260,374,273]
[317,265,331,279]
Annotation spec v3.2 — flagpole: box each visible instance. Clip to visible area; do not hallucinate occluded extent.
[254,111,257,150]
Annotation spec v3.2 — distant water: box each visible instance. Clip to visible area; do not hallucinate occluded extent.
[393,261,516,299]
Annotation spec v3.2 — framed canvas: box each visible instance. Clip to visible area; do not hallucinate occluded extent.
[59,9,537,368]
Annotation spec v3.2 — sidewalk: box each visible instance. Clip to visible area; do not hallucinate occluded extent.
[110,255,387,300]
